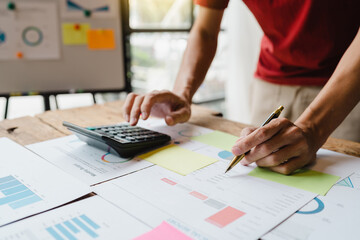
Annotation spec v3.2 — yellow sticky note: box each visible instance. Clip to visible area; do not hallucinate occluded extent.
[87,29,116,50]
[248,167,340,195]
[139,145,218,175]
[191,131,238,152]
[62,23,90,45]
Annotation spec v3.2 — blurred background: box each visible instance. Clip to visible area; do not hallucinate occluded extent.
[0,0,262,124]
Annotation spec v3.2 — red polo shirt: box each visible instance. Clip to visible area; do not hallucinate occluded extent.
[195,0,360,86]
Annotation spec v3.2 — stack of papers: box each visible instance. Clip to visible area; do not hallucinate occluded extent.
[0,118,359,239]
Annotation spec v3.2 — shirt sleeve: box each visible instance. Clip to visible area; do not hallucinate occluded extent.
[194,0,229,10]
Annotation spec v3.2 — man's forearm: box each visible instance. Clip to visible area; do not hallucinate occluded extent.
[173,28,218,102]
[296,28,360,147]
[173,8,224,103]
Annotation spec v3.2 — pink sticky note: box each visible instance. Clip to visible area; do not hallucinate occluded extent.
[133,221,193,240]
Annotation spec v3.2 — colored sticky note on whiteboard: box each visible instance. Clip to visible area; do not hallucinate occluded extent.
[133,221,192,240]
[87,29,116,50]
[62,23,90,45]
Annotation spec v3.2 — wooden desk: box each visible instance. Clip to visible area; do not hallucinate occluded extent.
[0,100,359,158]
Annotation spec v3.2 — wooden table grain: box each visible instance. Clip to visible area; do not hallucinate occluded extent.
[0,100,359,158]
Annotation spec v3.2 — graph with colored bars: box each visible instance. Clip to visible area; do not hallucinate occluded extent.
[161,178,246,228]
[0,175,42,210]
[46,214,100,239]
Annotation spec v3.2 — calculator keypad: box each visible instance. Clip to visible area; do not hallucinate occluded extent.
[92,124,169,144]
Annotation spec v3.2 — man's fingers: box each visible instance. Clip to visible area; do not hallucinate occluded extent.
[232,118,291,156]
[242,126,304,164]
[140,93,158,120]
[140,90,181,120]
[123,93,137,122]
[235,127,257,144]
[167,108,191,126]
[268,156,309,175]
[240,127,257,138]
[129,95,145,125]
[252,142,304,167]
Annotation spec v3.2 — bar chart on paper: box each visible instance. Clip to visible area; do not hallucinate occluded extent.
[2,214,101,240]
[0,137,90,227]
[0,175,42,210]
[95,163,316,240]
[46,214,100,239]
[0,196,150,240]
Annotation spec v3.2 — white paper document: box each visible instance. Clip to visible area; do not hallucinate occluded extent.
[0,196,150,240]
[0,138,90,227]
[94,162,317,240]
[311,149,360,179]
[137,118,214,140]
[27,135,153,186]
[263,172,360,240]
[139,118,357,180]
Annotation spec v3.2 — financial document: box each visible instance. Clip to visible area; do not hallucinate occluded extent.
[92,119,360,239]
[0,138,90,227]
[263,172,360,240]
[0,196,150,240]
[27,135,153,186]
[94,163,317,240]
[139,119,354,194]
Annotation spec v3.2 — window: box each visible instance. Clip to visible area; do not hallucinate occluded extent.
[122,0,228,103]
[129,0,192,29]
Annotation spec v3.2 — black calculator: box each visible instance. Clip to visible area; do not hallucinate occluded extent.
[63,121,171,158]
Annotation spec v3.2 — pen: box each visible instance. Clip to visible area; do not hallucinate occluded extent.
[225,105,284,173]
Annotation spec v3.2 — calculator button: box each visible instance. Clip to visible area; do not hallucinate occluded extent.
[114,136,130,143]
[95,130,107,135]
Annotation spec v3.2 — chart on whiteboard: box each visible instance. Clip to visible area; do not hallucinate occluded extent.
[60,0,118,18]
[0,2,60,60]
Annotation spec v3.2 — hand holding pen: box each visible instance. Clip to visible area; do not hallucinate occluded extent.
[226,106,317,175]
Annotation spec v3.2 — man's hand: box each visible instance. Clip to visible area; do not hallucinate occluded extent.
[123,90,191,126]
[231,118,317,175]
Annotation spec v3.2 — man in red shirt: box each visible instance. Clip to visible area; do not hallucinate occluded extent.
[123,1,360,174]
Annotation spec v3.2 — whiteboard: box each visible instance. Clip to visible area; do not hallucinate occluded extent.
[0,0,125,95]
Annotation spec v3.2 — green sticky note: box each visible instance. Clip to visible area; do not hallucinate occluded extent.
[62,23,90,45]
[248,167,340,195]
[191,131,238,151]
[139,145,218,176]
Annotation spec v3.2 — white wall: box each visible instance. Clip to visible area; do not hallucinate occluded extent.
[224,0,262,124]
